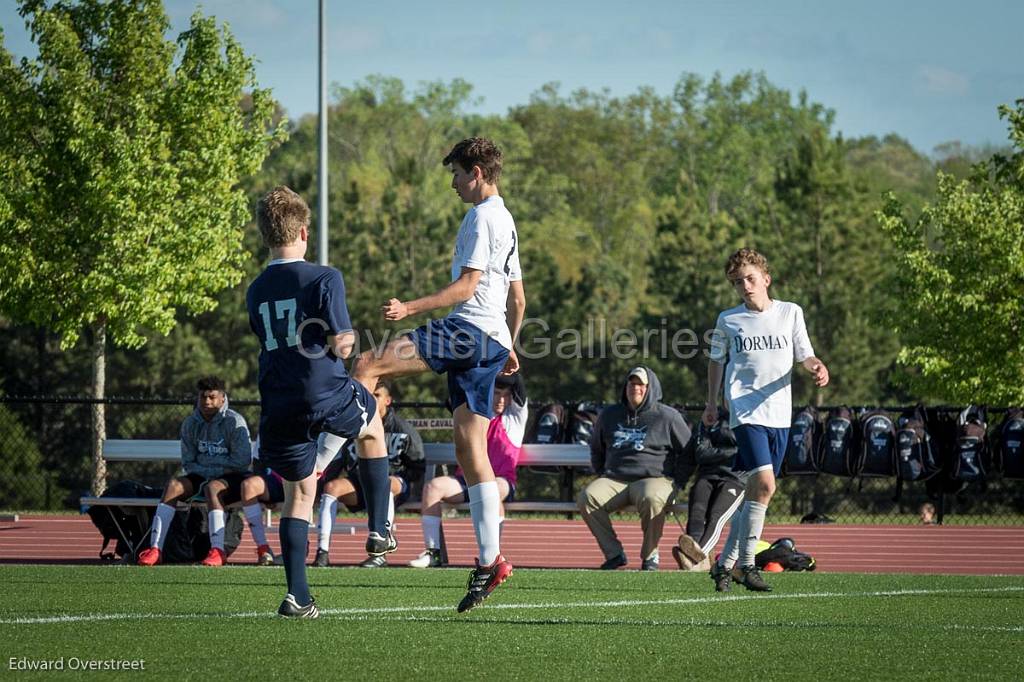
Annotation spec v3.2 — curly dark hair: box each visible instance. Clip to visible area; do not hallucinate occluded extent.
[443,137,503,183]
[196,375,226,394]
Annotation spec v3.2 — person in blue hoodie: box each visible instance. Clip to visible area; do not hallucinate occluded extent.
[578,366,693,571]
[137,376,252,566]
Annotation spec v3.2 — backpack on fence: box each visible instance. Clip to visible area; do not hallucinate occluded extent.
[86,480,161,561]
[754,537,816,572]
[896,406,940,481]
[568,402,601,445]
[783,406,819,476]
[859,410,897,477]
[952,405,987,482]
[818,406,858,477]
[994,408,1024,479]
[531,403,567,444]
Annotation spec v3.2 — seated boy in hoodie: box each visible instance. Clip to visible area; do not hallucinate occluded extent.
[137,375,252,566]
[577,366,692,571]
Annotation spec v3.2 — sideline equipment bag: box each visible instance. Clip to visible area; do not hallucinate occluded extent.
[86,480,161,561]
[859,410,897,477]
[754,537,816,571]
[568,402,601,445]
[819,406,857,477]
[896,406,940,481]
[952,405,987,482]
[994,408,1024,479]
[531,403,567,444]
[783,406,819,476]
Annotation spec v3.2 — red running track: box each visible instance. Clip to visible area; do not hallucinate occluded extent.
[1,515,1022,575]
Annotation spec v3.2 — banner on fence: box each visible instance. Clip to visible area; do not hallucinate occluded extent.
[408,418,454,430]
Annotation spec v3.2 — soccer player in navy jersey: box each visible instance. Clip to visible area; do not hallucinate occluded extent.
[246,186,390,618]
[353,138,526,613]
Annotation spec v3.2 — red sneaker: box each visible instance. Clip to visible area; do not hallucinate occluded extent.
[255,544,275,566]
[201,547,226,567]
[457,555,513,613]
[137,547,161,566]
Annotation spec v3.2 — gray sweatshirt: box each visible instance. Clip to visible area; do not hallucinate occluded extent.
[180,396,252,479]
[589,366,693,481]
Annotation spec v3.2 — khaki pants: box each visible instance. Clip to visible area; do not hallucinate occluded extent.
[577,475,675,561]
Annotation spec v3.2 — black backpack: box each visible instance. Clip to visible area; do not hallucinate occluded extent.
[952,405,987,482]
[568,402,601,445]
[994,408,1024,479]
[531,403,567,444]
[161,506,244,564]
[819,406,857,477]
[755,537,816,572]
[783,406,819,476]
[86,480,161,561]
[896,406,940,481]
[859,410,897,477]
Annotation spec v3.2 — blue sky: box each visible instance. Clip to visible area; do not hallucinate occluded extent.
[3,0,1022,154]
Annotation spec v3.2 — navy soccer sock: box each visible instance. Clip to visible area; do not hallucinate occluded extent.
[279,517,311,605]
[358,457,391,537]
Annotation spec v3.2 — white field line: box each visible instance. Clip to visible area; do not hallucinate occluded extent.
[1,586,1022,626]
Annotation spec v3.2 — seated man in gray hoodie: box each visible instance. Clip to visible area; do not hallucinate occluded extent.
[578,366,692,571]
[137,375,252,566]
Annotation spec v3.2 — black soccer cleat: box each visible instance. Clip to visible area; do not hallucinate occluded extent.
[457,555,513,613]
[277,594,320,619]
[365,530,398,557]
[732,565,772,592]
[311,549,330,567]
[710,562,732,592]
[359,554,388,568]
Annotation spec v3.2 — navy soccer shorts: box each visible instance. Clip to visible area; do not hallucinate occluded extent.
[407,317,510,419]
[259,379,377,482]
[732,424,790,476]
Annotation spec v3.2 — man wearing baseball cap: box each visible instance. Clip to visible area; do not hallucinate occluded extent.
[577,365,692,570]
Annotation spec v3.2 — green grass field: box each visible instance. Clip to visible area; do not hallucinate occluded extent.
[2,565,1022,680]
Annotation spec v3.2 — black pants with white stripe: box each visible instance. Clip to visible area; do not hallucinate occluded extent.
[686,475,747,556]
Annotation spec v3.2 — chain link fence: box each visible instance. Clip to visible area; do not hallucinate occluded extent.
[0,397,1021,524]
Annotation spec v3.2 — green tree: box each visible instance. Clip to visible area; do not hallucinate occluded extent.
[0,0,285,493]
[878,99,1024,404]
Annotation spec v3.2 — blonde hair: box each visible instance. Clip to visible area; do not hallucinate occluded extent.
[257,186,310,248]
[725,247,770,278]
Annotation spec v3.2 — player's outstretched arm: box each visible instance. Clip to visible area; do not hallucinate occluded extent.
[329,331,357,360]
[801,357,830,387]
[382,268,482,321]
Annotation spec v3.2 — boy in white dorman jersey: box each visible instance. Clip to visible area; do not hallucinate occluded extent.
[703,248,829,592]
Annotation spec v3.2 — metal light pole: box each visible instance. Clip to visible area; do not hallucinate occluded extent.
[317,0,328,265]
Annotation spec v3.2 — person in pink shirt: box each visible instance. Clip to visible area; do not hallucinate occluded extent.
[409,373,528,568]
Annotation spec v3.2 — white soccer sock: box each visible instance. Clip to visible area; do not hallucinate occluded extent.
[422,514,442,550]
[499,515,505,540]
[468,481,501,565]
[387,492,395,529]
[243,504,267,547]
[317,494,338,552]
[720,502,749,570]
[150,503,176,550]
[208,509,226,551]
[739,501,768,568]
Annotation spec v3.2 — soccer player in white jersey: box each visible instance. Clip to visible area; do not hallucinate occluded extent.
[703,248,829,592]
[353,137,526,612]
